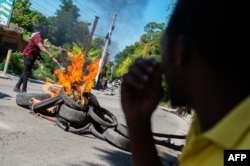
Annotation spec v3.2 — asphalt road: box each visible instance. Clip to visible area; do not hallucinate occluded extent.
[0,72,191,166]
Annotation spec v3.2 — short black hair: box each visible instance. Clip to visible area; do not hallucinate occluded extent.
[165,0,250,92]
[39,25,48,39]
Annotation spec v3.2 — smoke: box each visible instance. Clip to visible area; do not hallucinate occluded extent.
[90,0,148,18]
[89,0,150,61]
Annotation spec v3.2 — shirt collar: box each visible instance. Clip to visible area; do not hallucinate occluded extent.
[203,96,250,148]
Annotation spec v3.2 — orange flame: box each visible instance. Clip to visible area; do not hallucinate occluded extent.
[43,78,62,97]
[83,57,100,92]
[53,49,100,94]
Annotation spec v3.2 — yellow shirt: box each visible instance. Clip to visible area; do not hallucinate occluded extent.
[179,96,250,166]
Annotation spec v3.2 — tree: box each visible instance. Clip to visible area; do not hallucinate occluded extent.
[91,37,105,50]
[114,22,165,75]
[48,0,90,47]
[141,22,165,43]
[114,44,137,67]
[113,21,168,102]
[12,0,34,31]
[11,0,47,38]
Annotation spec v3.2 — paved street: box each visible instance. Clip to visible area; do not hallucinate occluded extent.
[0,72,191,166]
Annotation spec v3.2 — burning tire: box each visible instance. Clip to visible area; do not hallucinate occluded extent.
[103,128,130,152]
[83,92,100,108]
[88,106,118,128]
[16,93,51,107]
[31,95,63,115]
[60,89,87,111]
[58,104,89,124]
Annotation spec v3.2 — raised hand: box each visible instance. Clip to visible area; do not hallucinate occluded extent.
[121,58,163,122]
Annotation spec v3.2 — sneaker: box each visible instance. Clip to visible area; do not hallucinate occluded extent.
[21,89,27,93]
[13,87,21,93]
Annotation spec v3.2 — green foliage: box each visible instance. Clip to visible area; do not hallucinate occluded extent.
[91,38,105,50]
[32,68,56,81]
[115,56,133,77]
[113,21,169,103]
[32,11,49,30]
[141,22,165,43]
[102,61,114,82]
[114,22,165,77]
[40,51,59,71]
[0,52,24,75]
[29,50,59,81]
[6,0,103,86]
[12,0,47,34]
[0,50,59,82]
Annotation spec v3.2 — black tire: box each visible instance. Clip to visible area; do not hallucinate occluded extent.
[115,123,129,138]
[88,106,118,127]
[16,93,51,107]
[103,128,130,152]
[58,104,89,124]
[55,117,91,134]
[31,95,63,114]
[56,117,70,131]
[83,92,100,108]
[60,88,86,111]
[89,123,105,140]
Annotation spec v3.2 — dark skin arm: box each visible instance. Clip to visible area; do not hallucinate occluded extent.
[121,58,163,166]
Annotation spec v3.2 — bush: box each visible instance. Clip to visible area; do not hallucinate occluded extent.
[32,68,56,81]
[0,51,24,75]
[0,50,59,82]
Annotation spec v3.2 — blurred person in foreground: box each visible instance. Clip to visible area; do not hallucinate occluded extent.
[120,0,250,165]
[13,26,61,93]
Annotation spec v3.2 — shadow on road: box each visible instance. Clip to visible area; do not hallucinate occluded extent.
[55,147,132,166]
[28,78,44,84]
[0,92,12,100]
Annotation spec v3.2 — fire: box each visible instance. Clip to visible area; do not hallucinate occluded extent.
[53,47,100,95]
[83,58,100,92]
[43,78,62,97]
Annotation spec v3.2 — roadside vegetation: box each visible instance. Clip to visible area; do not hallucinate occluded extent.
[0,0,177,104]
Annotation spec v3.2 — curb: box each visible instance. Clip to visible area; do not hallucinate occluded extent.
[0,72,11,79]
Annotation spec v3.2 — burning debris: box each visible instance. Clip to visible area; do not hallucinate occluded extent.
[15,47,131,151]
[15,47,185,152]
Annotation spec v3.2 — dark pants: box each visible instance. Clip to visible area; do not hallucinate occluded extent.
[15,56,35,91]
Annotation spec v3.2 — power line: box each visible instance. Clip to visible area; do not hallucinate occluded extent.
[73,0,111,29]
[31,1,56,17]
[30,7,51,17]
[42,0,60,12]
[30,0,112,40]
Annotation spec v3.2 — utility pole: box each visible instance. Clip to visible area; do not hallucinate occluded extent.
[84,16,99,58]
[95,13,118,84]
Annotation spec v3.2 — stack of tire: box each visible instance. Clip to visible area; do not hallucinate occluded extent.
[16,89,130,151]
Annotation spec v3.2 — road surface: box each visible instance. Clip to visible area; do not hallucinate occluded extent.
[0,72,191,166]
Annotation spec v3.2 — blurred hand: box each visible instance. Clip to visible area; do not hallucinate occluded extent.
[121,58,163,123]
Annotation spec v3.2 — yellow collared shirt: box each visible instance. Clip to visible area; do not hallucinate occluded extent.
[179,96,250,166]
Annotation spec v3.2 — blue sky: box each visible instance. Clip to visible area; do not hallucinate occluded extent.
[30,0,175,61]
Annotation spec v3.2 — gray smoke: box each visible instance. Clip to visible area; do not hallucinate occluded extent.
[89,0,149,61]
[90,0,148,18]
